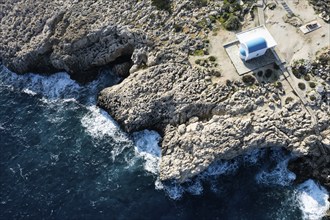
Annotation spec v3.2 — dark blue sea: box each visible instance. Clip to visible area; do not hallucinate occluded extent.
[0,65,329,220]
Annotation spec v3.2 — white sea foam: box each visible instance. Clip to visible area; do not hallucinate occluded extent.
[0,65,117,103]
[157,159,240,199]
[154,178,164,190]
[185,179,203,195]
[80,106,130,160]
[81,106,121,139]
[157,178,203,200]
[202,160,239,177]
[297,179,330,220]
[255,158,296,186]
[22,88,37,96]
[132,130,161,175]
[255,149,296,186]
[0,69,81,100]
[163,182,185,200]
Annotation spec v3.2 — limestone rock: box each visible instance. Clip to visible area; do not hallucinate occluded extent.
[1,0,329,186]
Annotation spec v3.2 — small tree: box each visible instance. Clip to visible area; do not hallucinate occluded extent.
[298,82,306,90]
[151,0,171,12]
[242,75,256,85]
[265,69,273,78]
[209,56,216,62]
[224,15,240,31]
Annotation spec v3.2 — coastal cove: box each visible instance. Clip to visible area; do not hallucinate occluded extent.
[0,67,329,219]
[1,0,330,219]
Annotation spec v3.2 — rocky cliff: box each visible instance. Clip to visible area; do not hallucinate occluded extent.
[1,0,329,188]
[0,0,147,82]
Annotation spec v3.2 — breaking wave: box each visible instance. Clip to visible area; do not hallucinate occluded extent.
[296,179,330,220]
[255,149,296,186]
[0,65,118,103]
[1,64,329,219]
[132,130,162,175]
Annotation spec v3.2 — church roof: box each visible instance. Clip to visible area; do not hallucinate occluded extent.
[236,26,277,49]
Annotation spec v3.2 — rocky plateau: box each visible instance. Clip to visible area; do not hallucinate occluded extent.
[1,0,329,190]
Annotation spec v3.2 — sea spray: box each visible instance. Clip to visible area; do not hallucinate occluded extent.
[81,106,131,161]
[132,130,162,175]
[1,66,329,219]
[255,148,296,186]
[0,65,118,103]
[297,179,330,220]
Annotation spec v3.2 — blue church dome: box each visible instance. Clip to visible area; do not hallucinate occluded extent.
[246,37,267,53]
[239,47,246,57]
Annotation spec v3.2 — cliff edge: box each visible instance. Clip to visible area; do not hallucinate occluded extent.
[1,0,329,188]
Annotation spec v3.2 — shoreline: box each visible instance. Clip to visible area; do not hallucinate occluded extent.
[1,0,329,190]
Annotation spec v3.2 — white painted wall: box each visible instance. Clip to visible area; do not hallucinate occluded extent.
[245,48,268,61]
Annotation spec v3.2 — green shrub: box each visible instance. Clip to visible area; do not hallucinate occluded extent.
[285,97,293,104]
[265,69,273,78]
[209,56,216,62]
[231,3,242,11]
[224,0,236,4]
[257,70,263,77]
[304,74,311,81]
[212,70,221,77]
[310,95,316,101]
[193,0,208,7]
[195,59,202,65]
[298,82,306,90]
[222,4,231,13]
[309,81,316,88]
[174,23,182,32]
[224,15,240,30]
[242,75,256,85]
[275,81,282,88]
[209,15,217,23]
[194,49,204,56]
[204,39,210,44]
[151,0,171,12]
[292,68,301,78]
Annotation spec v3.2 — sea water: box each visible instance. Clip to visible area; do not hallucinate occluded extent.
[0,65,329,219]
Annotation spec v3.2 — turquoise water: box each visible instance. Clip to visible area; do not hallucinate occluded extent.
[0,65,328,219]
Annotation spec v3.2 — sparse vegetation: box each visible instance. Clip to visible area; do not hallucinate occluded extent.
[218,0,242,31]
[194,49,204,56]
[224,15,240,31]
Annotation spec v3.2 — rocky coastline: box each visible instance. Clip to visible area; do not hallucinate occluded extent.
[1,0,329,191]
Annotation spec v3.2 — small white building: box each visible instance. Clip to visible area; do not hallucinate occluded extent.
[236,26,277,61]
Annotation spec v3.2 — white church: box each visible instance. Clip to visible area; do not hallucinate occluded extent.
[236,26,277,61]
